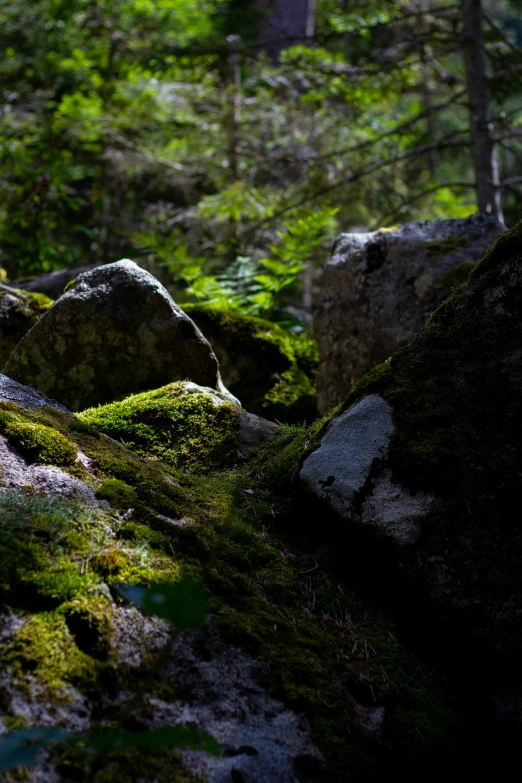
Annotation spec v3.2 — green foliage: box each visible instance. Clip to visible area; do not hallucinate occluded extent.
[2,0,519,287]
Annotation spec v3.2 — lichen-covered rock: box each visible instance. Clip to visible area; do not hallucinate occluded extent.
[0,284,53,367]
[3,260,231,411]
[299,220,522,699]
[314,213,503,413]
[0,381,461,781]
[183,305,318,423]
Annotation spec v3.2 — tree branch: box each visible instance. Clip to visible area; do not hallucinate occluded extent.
[242,132,469,238]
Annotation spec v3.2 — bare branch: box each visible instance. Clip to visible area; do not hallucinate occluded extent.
[242,132,469,238]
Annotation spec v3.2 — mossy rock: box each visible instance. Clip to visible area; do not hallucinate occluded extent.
[78,381,278,472]
[3,261,224,411]
[0,284,53,367]
[0,381,464,780]
[182,304,318,423]
[298,219,522,699]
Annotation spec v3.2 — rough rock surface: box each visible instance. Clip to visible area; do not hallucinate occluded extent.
[0,373,69,412]
[3,260,229,411]
[299,220,522,686]
[0,433,98,502]
[183,305,318,423]
[153,630,323,783]
[0,284,53,367]
[314,212,503,413]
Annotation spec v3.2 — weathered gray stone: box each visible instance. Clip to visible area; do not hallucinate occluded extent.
[0,373,70,413]
[156,629,323,783]
[314,213,503,413]
[300,395,394,515]
[3,260,231,411]
[0,431,97,504]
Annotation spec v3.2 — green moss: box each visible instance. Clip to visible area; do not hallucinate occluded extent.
[2,420,78,466]
[53,742,198,783]
[440,261,476,290]
[96,478,139,509]
[182,304,318,423]
[425,235,468,256]
[0,385,464,780]
[3,611,100,697]
[78,383,241,472]
[63,278,76,293]
[18,290,54,312]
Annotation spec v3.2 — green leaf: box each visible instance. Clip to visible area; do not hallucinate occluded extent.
[116,576,208,629]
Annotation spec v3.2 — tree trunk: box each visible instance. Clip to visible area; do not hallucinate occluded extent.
[255,0,315,60]
[461,0,504,222]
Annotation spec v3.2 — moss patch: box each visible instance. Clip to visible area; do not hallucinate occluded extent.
[425,235,468,256]
[2,419,78,466]
[182,304,318,423]
[78,383,241,473]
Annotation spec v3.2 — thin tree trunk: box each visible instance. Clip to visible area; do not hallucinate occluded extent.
[226,34,241,183]
[461,0,504,222]
[226,35,241,257]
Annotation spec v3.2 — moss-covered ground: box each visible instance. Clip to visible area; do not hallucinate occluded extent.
[0,388,464,781]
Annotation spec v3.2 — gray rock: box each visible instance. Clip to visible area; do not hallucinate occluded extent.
[0,373,70,412]
[3,260,231,411]
[152,629,323,783]
[314,213,503,413]
[300,395,394,515]
[0,433,98,503]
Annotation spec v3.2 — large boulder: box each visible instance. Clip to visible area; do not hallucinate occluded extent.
[0,284,53,367]
[183,305,318,423]
[314,213,503,413]
[298,220,522,704]
[3,260,231,412]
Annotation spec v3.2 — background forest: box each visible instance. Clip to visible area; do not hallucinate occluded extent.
[1,0,521,325]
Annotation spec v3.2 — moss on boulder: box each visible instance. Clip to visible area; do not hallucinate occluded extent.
[3,261,228,411]
[183,304,318,423]
[298,219,522,703]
